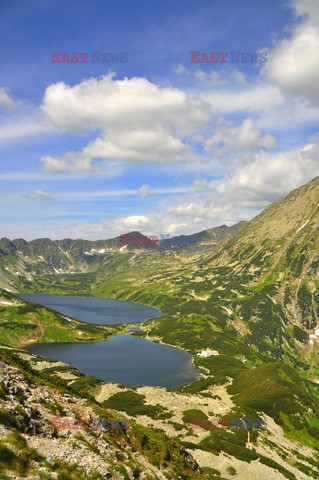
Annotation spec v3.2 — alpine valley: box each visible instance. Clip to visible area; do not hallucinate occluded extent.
[1,177,319,480]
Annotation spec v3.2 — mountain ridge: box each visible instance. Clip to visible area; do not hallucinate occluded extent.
[0,222,246,291]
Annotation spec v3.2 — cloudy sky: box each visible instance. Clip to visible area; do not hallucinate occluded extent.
[1,0,319,240]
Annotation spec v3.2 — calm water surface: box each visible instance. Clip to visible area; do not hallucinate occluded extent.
[18,293,162,325]
[25,334,201,387]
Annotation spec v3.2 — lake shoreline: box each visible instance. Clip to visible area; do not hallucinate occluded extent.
[139,333,206,381]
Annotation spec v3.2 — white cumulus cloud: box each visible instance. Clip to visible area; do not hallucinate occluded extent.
[205,117,275,157]
[215,142,319,208]
[263,0,319,105]
[40,73,211,172]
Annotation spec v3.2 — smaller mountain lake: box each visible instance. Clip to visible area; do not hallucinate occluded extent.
[25,334,201,387]
[18,293,162,325]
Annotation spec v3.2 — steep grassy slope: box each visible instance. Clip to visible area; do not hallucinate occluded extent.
[201,177,319,363]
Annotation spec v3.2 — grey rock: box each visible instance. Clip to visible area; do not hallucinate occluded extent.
[46,456,58,468]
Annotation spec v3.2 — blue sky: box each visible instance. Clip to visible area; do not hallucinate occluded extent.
[1,0,319,239]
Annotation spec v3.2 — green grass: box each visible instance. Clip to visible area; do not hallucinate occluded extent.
[102,390,171,419]
[182,409,208,425]
[0,431,44,477]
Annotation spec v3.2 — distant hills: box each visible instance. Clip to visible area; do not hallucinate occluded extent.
[0,222,246,290]
[158,221,246,249]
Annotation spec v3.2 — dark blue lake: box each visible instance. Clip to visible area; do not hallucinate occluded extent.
[18,293,162,325]
[25,334,201,387]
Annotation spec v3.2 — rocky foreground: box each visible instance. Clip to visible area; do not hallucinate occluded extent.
[0,358,202,480]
